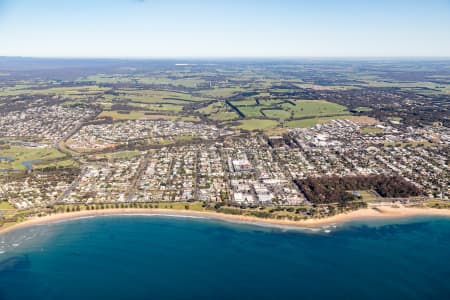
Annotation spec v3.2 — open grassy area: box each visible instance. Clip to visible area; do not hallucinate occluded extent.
[356,190,379,202]
[197,102,240,121]
[233,119,278,130]
[33,159,78,170]
[95,89,211,115]
[231,99,258,106]
[140,103,183,112]
[0,85,108,98]
[257,99,286,106]
[209,99,360,131]
[262,109,291,120]
[0,145,67,171]
[98,111,176,121]
[426,200,450,209]
[82,74,207,88]
[54,201,206,212]
[280,100,349,119]
[97,89,211,114]
[388,117,403,124]
[119,89,207,103]
[360,126,384,134]
[361,80,450,95]
[237,106,265,118]
[198,87,245,98]
[154,201,205,211]
[0,201,14,210]
[138,77,206,88]
[293,83,358,91]
[230,99,349,123]
[81,74,136,84]
[175,135,195,142]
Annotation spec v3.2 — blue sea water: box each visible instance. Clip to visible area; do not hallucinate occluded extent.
[0,215,450,300]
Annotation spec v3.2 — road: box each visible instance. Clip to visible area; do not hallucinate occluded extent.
[54,167,88,204]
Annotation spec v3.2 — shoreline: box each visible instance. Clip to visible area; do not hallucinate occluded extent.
[1,206,450,235]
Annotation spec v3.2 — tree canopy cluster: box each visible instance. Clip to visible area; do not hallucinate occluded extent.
[295,175,422,205]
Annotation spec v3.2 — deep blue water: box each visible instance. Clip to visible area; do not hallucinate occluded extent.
[1,215,450,300]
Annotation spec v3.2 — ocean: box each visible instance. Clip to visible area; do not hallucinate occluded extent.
[0,215,449,300]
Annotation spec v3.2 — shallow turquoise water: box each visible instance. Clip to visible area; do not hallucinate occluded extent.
[0,215,450,300]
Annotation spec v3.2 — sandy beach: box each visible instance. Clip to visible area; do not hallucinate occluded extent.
[1,206,450,235]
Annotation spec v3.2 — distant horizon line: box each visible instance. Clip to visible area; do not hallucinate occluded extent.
[1,55,450,61]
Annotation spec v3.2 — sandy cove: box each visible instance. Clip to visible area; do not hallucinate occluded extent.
[1,206,450,235]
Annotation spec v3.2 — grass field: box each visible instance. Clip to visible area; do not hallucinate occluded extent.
[356,190,379,202]
[257,99,286,106]
[211,99,357,130]
[137,77,205,88]
[81,74,136,84]
[262,109,291,120]
[120,90,207,103]
[100,89,211,114]
[233,119,278,130]
[362,80,450,95]
[198,102,240,121]
[82,74,206,88]
[33,159,78,170]
[138,201,204,211]
[109,101,184,113]
[0,201,14,210]
[198,87,245,98]
[389,117,403,123]
[426,200,450,209]
[293,83,357,91]
[231,99,349,123]
[98,111,176,121]
[360,126,384,134]
[55,201,206,212]
[0,145,67,171]
[0,85,109,98]
[140,103,183,112]
[231,99,258,106]
[280,100,349,119]
[237,106,265,118]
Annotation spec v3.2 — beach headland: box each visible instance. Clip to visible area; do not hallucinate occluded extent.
[1,206,450,236]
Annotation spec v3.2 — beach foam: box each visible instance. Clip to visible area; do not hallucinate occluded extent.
[1,207,450,237]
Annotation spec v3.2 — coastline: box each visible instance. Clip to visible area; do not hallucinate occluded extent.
[1,206,450,235]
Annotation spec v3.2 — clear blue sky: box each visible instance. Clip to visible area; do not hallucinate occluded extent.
[0,0,449,58]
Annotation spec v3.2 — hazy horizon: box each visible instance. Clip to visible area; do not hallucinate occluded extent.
[1,56,450,61]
